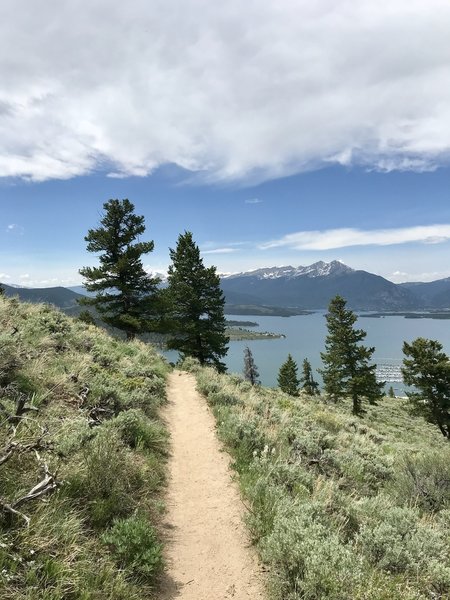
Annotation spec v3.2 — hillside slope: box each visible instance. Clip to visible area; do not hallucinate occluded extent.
[194,364,450,600]
[400,278,450,308]
[0,283,84,308]
[220,262,417,310]
[0,296,170,599]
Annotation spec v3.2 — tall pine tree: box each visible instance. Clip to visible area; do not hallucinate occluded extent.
[300,358,320,396]
[402,338,450,438]
[243,346,260,385]
[278,354,300,396]
[79,199,161,340]
[319,295,383,415]
[165,231,229,372]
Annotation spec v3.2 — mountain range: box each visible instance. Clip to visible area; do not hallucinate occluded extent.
[220,261,450,311]
[2,261,450,312]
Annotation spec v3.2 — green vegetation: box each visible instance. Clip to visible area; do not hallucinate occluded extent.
[226,326,283,341]
[243,347,260,385]
[277,354,300,396]
[165,231,229,372]
[79,199,161,340]
[193,362,450,600]
[300,358,320,396]
[320,295,384,414]
[0,295,169,599]
[361,311,450,320]
[225,304,314,317]
[402,337,450,438]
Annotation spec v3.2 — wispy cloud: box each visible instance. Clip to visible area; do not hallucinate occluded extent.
[260,225,450,251]
[1,1,450,182]
[245,198,262,204]
[6,223,24,234]
[0,272,11,279]
[202,247,239,255]
[390,269,450,283]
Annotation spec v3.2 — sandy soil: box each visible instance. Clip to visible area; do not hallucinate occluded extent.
[160,370,266,600]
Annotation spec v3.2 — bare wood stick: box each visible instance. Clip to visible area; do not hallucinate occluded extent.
[0,498,30,526]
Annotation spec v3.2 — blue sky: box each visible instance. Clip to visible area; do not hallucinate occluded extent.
[1,1,450,287]
[1,164,450,286]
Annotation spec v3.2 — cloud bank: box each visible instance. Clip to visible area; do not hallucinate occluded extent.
[260,225,450,251]
[1,1,450,182]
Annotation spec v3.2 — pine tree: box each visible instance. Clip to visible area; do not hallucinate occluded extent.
[402,337,450,438]
[319,295,383,415]
[300,358,320,396]
[79,199,161,340]
[278,354,300,396]
[243,346,260,385]
[165,231,229,372]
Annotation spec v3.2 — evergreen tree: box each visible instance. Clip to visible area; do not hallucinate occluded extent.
[319,295,383,415]
[300,358,320,396]
[402,338,450,438]
[77,310,96,326]
[278,354,300,396]
[79,199,160,340]
[165,231,229,372]
[388,385,395,398]
[243,346,260,385]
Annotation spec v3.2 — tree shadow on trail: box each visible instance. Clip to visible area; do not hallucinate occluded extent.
[158,570,182,600]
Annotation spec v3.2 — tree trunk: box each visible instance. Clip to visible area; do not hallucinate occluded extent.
[352,394,361,416]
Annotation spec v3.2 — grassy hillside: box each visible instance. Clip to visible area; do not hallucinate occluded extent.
[0,284,84,309]
[191,362,450,600]
[0,296,170,599]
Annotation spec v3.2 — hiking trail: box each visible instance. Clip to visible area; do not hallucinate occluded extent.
[160,370,265,600]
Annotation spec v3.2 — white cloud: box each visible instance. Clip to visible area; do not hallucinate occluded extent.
[0,272,10,279]
[19,273,30,279]
[202,247,239,255]
[0,1,450,182]
[245,198,262,204]
[389,269,450,283]
[6,223,24,234]
[260,224,450,251]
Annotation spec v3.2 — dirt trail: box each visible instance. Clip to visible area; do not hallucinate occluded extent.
[160,370,265,600]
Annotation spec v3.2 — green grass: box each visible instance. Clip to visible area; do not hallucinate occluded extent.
[193,363,450,600]
[0,296,170,599]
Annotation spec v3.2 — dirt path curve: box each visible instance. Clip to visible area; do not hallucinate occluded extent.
[160,370,265,600]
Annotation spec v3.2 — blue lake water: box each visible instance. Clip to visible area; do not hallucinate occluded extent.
[164,313,450,395]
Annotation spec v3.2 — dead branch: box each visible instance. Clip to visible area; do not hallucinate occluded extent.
[0,436,51,467]
[0,498,30,526]
[77,386,90,406]
[87,405,114,427]
[13,470,58,508]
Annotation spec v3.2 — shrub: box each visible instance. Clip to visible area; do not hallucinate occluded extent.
[0,334,21,384]
[177,356,201,373]
[109,409,168,454]
[102,515,163,582]
[389,451,450,512]
[66,429,142,527]
[356,494,450,591]
[264,501,362,600]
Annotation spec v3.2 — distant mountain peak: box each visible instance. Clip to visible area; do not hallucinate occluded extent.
[222,260,354,281]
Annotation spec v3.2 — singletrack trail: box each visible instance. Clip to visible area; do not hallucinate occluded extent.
[160,370,265,600]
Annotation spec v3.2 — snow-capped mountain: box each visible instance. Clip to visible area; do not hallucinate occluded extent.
[220,261,417,310]
[223,260,354,280]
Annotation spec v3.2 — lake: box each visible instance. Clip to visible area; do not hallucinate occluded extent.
[164,313,450,395]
